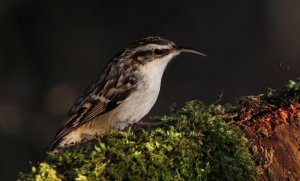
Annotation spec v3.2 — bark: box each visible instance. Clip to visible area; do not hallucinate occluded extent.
[236,100,300,180]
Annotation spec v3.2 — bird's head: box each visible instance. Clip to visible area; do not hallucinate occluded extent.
[122,36,206,65]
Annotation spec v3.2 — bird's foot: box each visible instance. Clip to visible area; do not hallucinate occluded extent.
[132,121,163,131]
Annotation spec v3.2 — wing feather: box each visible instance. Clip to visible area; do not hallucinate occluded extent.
[49,65,139,150]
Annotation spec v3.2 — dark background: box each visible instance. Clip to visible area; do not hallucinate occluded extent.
[1,0,300,180]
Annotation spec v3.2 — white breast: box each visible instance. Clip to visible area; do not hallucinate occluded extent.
[113,54,175,129]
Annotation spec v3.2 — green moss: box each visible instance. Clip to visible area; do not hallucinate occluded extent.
[19,79,300,181]
[265,79,300,106]
[19,163,60,181]
[19,100,256,181]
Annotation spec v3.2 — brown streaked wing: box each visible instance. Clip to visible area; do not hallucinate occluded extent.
[49,75,138,150]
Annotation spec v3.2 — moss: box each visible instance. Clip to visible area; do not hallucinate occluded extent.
[265,79,300,106]
[19,79,300,180]
[19,101,256,181]
[19,163,60,181]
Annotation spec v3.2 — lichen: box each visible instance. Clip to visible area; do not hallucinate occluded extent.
[19,101,256,181]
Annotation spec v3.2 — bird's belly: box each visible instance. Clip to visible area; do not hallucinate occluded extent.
[114,84,160,129]
[112,59,170,129]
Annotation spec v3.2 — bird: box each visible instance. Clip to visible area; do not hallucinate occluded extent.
[50,36,205,150]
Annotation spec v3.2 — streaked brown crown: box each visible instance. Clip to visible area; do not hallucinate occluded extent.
[113,36,177,65]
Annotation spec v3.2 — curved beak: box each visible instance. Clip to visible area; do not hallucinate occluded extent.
[175,46,206,57]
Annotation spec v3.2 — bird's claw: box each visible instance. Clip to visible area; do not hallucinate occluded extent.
[132,121,163,131]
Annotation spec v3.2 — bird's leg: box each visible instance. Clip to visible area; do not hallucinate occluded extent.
[132,121,163,131]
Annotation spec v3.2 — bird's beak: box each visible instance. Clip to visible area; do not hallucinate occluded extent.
[175,46,206,57]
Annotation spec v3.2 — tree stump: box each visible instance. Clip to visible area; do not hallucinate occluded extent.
[237,98,300,180]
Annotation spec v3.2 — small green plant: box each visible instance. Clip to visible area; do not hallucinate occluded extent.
[19,101,256,181]
[265,79,300,106]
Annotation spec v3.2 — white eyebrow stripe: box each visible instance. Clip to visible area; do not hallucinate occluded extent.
[135,44,170,51]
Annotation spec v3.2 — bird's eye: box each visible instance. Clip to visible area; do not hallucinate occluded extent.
[154,49,164,55]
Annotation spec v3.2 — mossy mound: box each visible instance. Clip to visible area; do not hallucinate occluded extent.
[19,101,256,181]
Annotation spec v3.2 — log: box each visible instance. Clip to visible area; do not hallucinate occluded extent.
[238,102,300,180]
